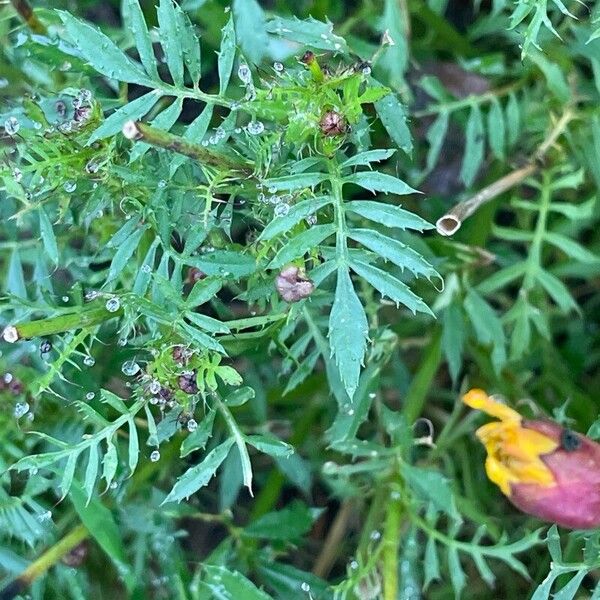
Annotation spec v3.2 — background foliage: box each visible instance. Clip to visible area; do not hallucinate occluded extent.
[1,0,600,598]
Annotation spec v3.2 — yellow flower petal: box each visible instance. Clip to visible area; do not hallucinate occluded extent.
[463,388,521,422]
[464,388,559,496]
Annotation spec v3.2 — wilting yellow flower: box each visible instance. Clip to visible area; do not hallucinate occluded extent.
[463,388,600,529]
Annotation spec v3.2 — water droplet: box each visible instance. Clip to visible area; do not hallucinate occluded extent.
[83,356,95,367]
[14,401,30,418]
[85,158,100,174]
[141,264,152,274]
[149,380,161,395]
[13,168,22,182]
[86,391,95,400]
[305,214,317,226]
[4,117,20,136]
[362,66,371,76]
[158,179,167,188]
[59,60,71,71]
[63,180,76,193]
[4,373,14,384]
[105,297,120,312]
[117,338,127,347]
[62,296,69,303]
[349,560,359,570]
[121,360,140,376]
[301,582,310,592]
[109,481,118,489]
[370,530,381,540]
[274,203,290,217]
[0,78,8,88]
[187,419,198,432]
[237,64,252,84]
[37,510,52,522]
[247,120,264,135]
[369,392,376,398]
[273,62,284,72]
[150,450,161,462]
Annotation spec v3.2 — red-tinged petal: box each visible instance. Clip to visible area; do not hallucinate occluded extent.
[510,420,600,528]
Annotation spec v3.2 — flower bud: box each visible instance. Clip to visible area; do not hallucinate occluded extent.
[463,389,600,529]
[178,370,198,395]
[319,111,347,136]
[276,266,314,303]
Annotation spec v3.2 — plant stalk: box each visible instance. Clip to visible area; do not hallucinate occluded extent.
[0,525,88,600]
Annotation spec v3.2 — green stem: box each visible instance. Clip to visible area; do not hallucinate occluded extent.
[0,524,88,599]
[413,83,520,118]
[382,483,403,600]
[402,328,442,424]
[123,121,252,172]
[8,304,122,340]
[10,0,46,34]
[523,172,551,291]
[328,159,348,263]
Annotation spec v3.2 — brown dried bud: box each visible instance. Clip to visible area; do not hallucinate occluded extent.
[300,51,315,65]
[319,111,346,136]
[62,541,88,567]
[178,370,198,395]
[276,266,315,303]
[186,267,206,283]
[8,379,23,395]
[158,386,173,403]
[172,345,190,365]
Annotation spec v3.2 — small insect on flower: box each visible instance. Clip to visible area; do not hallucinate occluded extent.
[463,388,600,529]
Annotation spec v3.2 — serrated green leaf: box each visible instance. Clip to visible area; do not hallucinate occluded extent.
[341,149,396,169]
[268,224,335,269]
[535,270,579,313]
[262,173,327,191]
[349,258,433,315]
[218,16,236,95]
[84,443,99,504]
[426,111,449,172]
[38,207,58,266]
[233,0,268,64]
[89,90,162,144]
[344,171,419,195]
[176,5,202,85]
[464,288,506,374]
[244,500,314,540]
[203,565,273,600]
[545,231,599,263]
[347,200,433,231]
[188,250,256,279]
[460,104,484,187]
[374,92,413,154]
[181,410,216,457]
[424,537,440,588]
[506,92,520,147]
[245,434,293,457]
[488,97,505,160]
[106,224,147,282]
[157,0,184,86]
[163,438,234,503]
[348,228,440,282]
[58,11,152,86]
[265,16,348,52]
[448,547,466,598]
[124,0,159,80]
[258,196,332,241]
[328,267,369,399]
[442,301,464,383]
